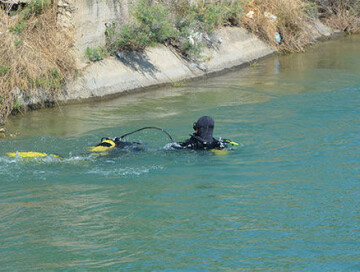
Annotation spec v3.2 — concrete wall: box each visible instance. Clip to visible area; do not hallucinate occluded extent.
[59,0,131,56]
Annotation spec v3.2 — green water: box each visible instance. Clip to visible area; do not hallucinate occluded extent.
[1,36,360,271]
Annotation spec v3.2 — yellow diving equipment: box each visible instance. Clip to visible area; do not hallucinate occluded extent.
[88,138,116,153]
[210,149,229,156]
[6,152,63,159]
[210,139,239,155]
[224,139,239,146]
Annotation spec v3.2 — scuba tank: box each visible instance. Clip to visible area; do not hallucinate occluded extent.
[88,127,174,155]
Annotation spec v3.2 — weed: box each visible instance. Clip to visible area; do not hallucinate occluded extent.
[9,21,27,34]
[14,40,23,46]
[47,68,62,90]
[8,0,50,34]
[250,61,259,68]
[85,47,107,62]
[182,39,203,59]
[303,2,318,18]
[21,0,51,19]
[23,93,31,100]
[0,66,10,77]
[193,1,244,32]
[9,9,22,17]
[35,68,62,90]
[13,99,21,112]
[172,81,187,88]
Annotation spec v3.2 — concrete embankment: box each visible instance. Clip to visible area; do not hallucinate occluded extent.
[62,27,276,102]
[61,24,334,103]
[35,0,335,106]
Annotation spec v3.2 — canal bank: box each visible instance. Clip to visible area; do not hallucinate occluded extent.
[61,17,339,103]
[0,0,346,124]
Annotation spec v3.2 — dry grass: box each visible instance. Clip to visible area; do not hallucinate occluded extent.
[241,0,314,52]
[0,1,75,123]
[325,11,360,33]
[317,0,360,33]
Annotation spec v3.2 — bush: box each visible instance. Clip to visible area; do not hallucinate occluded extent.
[106,0,179,53]
[132,0,178,43]
[108,24,152,53]
[106,0,245,58]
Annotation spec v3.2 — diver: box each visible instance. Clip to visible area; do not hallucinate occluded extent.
[89,120,238,155]
[7,120,236,160]
[174,116,237,150]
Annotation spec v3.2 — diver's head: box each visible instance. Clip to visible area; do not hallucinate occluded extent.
[193,116,214,142]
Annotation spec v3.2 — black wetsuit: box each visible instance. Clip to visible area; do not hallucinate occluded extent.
[178,134,226,150]
[176,116,228,150]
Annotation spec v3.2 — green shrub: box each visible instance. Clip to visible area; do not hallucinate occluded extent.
[195,4,225,32]
[107,0,179,53]
[85,47,107,62]
[111,24,152,53]
[132,0,178,43]
[174,11,197,37]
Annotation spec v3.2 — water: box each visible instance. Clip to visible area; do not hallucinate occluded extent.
[1,36,360,271]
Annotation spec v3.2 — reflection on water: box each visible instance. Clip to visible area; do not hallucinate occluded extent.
[0,35,360,271]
